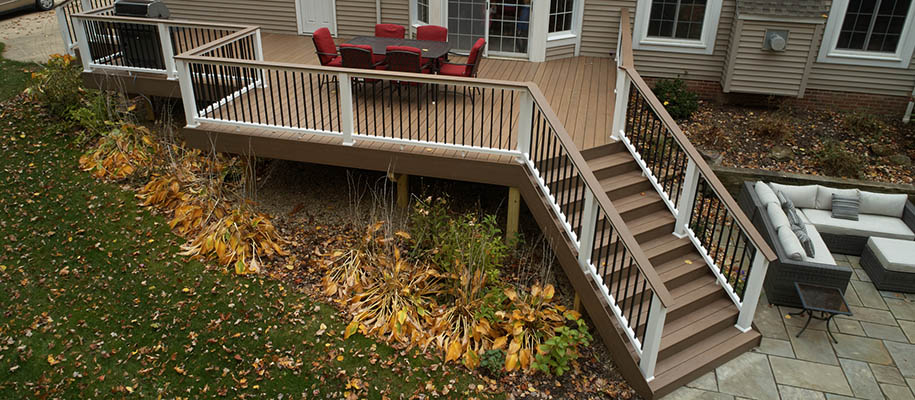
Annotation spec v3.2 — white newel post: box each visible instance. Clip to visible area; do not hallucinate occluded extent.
[72,17,93,73]
[673,159,700,238]
[56,8,75,55]
[736,250,769,332]
[611,74,629,141]
[639,294,667,381]
[338,72,355,146]
[517,90,534,157]
[176,59,199,128]
[157,23,176,79]
[577,190,599,272]
[254,29,264,62]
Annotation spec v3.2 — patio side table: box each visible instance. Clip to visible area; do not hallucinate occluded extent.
[790,282,852,343]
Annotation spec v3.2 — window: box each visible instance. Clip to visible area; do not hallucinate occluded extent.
[836,0,911,53]
[819,0,915,68]
[416,0,429,24]
[647,0,706,40]
[549,0,575,33]
[632,0,721,54]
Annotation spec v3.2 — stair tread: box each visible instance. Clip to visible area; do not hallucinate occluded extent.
[586,152,635,171]
[660,298,737,344]
[601,170,648,192]
[650,329,761,396]
[614,191,664,213]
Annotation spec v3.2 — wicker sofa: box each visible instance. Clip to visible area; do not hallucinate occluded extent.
[738,181,915,307]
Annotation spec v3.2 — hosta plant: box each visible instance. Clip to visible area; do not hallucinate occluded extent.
[79,124,158,180]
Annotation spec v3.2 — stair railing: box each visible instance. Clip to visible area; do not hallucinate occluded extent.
[613,9,777,332]
[55,0,116,55]
[174,28,674,381]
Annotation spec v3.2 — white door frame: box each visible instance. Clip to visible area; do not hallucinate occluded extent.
[296,0,338,36]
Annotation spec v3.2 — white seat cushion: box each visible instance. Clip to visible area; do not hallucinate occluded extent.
[770,183,818,209]
[867,237,915,273]
[755,181,779,206]
[803,224,837,265]
[801,209,915,241]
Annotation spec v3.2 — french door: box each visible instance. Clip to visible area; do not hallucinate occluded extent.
[298,0,336,35]
[447,0,530,58]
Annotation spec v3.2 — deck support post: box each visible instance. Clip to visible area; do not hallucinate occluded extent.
[516,91,534,158]
[639,294,666,382]
[176,59,199,128]
[338,72,355,146]
[56,6,74,55]
[673,160,700,238]
[71,16,92,73]
[611,73,630,141]
[157,23,177,80]
[397,174,409,209]
[506,187,521,244]
[577,190,599,271]
[736,251,769,332]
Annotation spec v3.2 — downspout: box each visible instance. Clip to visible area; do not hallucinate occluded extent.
[376,0,382,24]
[905,85,914,123]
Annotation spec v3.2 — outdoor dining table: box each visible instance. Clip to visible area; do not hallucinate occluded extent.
[344,36,452,61]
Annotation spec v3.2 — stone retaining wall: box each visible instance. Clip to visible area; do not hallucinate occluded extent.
[711,165,915,202]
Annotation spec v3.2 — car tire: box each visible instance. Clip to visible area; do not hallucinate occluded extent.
[36,0,55,11]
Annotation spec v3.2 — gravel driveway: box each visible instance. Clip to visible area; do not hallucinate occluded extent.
[0,8,64,62]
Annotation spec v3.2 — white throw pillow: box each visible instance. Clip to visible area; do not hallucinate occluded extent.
[755,181,779,206]
[767,202,790,231]
[815,186,859,210]
[769,183,818,209]
[777,226,805,261]
[859,191,908,218]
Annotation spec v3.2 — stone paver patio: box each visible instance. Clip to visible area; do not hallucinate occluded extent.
[663,254,915,400]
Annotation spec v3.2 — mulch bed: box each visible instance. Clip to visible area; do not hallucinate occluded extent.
[678,100,915,185]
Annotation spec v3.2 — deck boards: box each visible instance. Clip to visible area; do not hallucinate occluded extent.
[250,33,616,152]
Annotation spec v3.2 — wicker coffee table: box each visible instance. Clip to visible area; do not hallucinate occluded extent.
[790,282,852,343]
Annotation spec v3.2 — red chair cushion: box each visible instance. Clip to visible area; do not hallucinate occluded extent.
[416,25,448,42]
[375,24,406,39]
[312,27,338,65]
[327,56,343,67]
[438,63,469,77]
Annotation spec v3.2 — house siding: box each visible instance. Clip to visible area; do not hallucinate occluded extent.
[546,43,575,60]
[163,0,298,33]
[380,0,409,27]
[579,0,623,57]
[336,0,377,37]
[724,20,817,97]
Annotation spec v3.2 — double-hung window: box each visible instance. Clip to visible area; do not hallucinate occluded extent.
[549,0,575,34]
[819,0,915,68]
[415,0,430,25]
[633,0,722,54]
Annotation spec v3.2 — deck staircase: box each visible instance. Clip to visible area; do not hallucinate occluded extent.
[575,142,761,396]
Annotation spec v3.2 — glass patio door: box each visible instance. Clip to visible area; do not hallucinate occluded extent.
[487,0,530,57]
[447,0,488,54]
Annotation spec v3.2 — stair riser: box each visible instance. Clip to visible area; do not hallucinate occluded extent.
[607,180,653,201]
[665,265,710,289]
[581,142,625,159]
[634,222,675,243]
[592,162,641,180]
[620,200,668,222]
[658,313,738,360]
[648,241,695,266]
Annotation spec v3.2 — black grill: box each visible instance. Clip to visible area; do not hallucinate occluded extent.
[113,0,170,18]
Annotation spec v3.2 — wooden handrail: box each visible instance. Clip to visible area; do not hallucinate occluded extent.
[526,84,674,307]
[619,8,634,69]
[179,27,259,57]
[621,67,777,262]
[71,8,251,31]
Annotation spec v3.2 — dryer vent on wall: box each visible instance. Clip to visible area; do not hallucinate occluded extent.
[763,29,788,52]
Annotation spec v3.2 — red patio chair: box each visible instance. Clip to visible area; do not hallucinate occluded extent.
[375,24,405,39]
[438,38,484,78]
[384,45,433,74]
[416,25,448,69]
[312,27,341,67]
[339,43,386,88]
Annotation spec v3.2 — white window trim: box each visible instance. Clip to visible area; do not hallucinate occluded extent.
[410,0,430,27]
[632,0,722,55]
[547,0,581,38]
[817,0,915,69]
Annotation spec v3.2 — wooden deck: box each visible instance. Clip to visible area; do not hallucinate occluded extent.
[258,33,617,152]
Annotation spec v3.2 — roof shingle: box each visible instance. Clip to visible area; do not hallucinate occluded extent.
[736,0,828,19]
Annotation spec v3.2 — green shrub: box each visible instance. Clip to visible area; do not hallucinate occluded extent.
[652,78,699,120]
[530,312,592,376]
[409,197,509,280]
[27,54,84,116]
[480,349,505,376]
[68,91,117,144]
[844,112,886,141]
[817,140,863,178]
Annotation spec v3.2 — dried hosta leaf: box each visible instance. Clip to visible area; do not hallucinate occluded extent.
[445,340,462,363]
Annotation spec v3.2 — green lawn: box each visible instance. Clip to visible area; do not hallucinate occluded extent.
[0,44,493,399]
[0,43,35,101]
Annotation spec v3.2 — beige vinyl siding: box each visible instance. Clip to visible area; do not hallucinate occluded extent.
[546,43,575,60]
[380,0,409,27]
[725,21,816,96]
[336,0,377,37]
[580,0,627,57]
[164,0,297,33]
